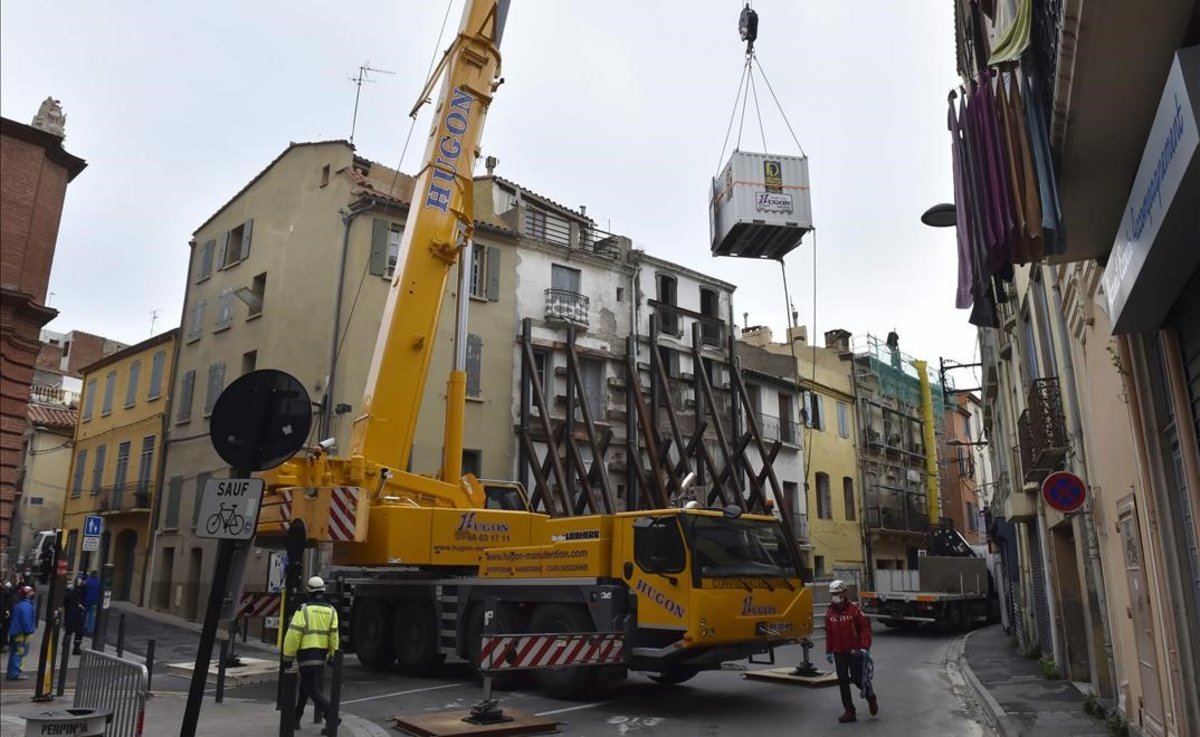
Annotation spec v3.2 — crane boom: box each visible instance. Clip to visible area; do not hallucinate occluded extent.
[352,0,508,475]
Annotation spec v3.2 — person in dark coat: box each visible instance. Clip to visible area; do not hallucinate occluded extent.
[62,576,85,654]
[0,581,12,653]
[82,570,100,635]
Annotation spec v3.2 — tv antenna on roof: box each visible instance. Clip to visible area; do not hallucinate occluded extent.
[349,62,395,144]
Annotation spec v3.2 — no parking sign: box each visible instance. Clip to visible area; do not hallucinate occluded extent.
[1042,471,1087,513]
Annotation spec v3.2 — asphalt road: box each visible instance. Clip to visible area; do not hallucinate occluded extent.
[227,626,994,736]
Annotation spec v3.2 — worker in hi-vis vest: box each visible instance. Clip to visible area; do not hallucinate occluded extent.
[282,576,340,733]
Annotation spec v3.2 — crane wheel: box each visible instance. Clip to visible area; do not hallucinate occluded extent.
[352,598,396,671]
[528,603,599,700]
[393,601,444,675]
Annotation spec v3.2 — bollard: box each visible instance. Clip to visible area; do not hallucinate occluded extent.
[145,639,156,693]
[326,650,343,737]
[56,626,70,697]
[278,668,298,737]
[116,613,126,658]
[216,639,229,704]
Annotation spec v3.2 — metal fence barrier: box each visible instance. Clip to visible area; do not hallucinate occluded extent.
[74,648,148,737]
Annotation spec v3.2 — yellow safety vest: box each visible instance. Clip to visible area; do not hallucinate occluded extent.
[282,603,339,665]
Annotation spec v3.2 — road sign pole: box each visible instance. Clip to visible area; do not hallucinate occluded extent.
[33,531,64,702]
[180,526,239,737]
[92,564,114,653]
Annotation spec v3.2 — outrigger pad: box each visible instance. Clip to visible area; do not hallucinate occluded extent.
[742,667,840,688]
[394,708,560,736]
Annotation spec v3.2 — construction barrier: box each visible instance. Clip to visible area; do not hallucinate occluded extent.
[74,649,148,737]
[480,632,625,671]
[236,592,282,618]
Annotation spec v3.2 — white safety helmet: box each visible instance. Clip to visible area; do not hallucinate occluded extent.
[306,576,326,592]
[828,579,848,595]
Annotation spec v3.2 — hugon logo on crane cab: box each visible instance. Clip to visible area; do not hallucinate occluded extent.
[424,87,475,214]
[458,512,509,534]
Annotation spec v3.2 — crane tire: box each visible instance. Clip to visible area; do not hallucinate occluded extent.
[393,601,444,675]
[648,666,700,685]
[352,598,396,671]
[528,603,599,700]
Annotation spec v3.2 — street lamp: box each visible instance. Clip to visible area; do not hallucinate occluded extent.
[920,203,957,228]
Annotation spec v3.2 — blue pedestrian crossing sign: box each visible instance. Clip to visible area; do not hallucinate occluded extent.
[83,514,103,551]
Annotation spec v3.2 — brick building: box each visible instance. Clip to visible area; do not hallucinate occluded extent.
[0,102,86,570]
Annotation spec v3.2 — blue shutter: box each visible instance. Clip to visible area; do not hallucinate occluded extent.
[72,450,87,497]
[241,218,253,260]
[148,351,165,400]
[82,379,96,421]
[102,372,116,415]
[125,360,141,407]
[177,370,195,422]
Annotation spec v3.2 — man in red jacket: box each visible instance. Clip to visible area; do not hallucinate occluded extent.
[824,579,878,723]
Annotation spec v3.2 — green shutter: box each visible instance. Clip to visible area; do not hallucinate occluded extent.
[218,231,230,269]
[466,334,482,397]
[198,240,216,281]
[486,246,501,301]
[241,218,254,259]
[370,219,389,276]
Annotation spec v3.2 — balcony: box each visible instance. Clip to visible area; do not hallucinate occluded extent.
[1018,377,1069,483]
[523,210,627,260]
[757,412,801,446]
[544,289,589,328]
[653,303,727,346]
[865,490,928,534]
[793,513,810,543]
[97,484,153,515]
[30,383,79,407]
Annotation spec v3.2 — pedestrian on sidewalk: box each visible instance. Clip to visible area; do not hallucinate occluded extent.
[282,576,340,735]
[82,570,100,635]
[63,576,85,655]
[0,580,12,653]
[825,579,878,723]
[6,586,37,680]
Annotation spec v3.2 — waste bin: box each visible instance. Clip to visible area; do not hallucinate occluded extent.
[22,707,111,736]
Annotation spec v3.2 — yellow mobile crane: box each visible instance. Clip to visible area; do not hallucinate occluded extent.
[257,0,812,697]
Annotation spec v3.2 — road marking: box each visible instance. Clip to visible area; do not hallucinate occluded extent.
[534,699,618,716]
[342,682,461,704]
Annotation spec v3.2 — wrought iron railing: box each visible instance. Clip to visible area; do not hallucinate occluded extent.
[523,209,626,259]
[1030,0,1063,130]
[544,289,589,327]
[654,304,726,345]
[96,484,153,514]
[757,412,801,446]
[865,489,928,533]
[1018,377,1068,483]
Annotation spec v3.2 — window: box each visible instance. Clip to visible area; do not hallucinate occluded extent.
[113,441,131,490]
[837,402,850,438]
[814,555,826,578]
[320,164,330,187]
[657,345,679,380]
[462,449,482,477]
[843,477,856,521]
[247,272,266,317]
[204,361,226,416]
[187,299,207,342]
[148,350,166,400]
[137,436,155,494]
[164,476,183,530]
[616,287,624,302]
[72,450,87,498]
[532,350,549,393]
[177,370,196,423]
[192,472,212,531]
[125,360,141,408]
[215,289,235,330]
[370,219,403,277]
[91,444,107,494]
[551,263,581,294]
[468,243,502,300]
[219,220,253,268]
[967,502,979,532]
[783,480,799,518]
[101,371,116,415]
[779,393,795,443]
[465,334,482,398]
[634,516,686,574]
[579,358,605,421]
[241,350,257,376]
[82,379,96,421]
[803,391,825,430]
[699,287,721,345]
[656,273,678,335]
[197,239,216,282]
[816,472,831,519]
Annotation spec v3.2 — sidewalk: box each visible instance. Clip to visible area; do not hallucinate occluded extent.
[961,624,1109,737]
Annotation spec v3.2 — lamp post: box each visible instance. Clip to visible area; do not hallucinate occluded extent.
[920,203,957,228]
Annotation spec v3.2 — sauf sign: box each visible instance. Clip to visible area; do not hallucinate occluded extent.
[195,478,264,541]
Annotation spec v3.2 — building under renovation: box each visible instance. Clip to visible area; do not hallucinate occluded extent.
[851,333,949,582]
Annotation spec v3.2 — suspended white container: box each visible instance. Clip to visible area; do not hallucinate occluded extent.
[710,150,813,260]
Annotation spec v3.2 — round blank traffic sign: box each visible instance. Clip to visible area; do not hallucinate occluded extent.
[209,369,312,472]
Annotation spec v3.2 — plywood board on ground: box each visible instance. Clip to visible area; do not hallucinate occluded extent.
[743,667,839,687]
[394,708,559,737]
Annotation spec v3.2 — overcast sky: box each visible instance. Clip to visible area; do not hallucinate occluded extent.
[1,0,978,382]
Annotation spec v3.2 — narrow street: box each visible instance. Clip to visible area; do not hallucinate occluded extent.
[223,627,992,736]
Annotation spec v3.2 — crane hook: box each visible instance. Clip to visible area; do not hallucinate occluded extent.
[739,4,759,56]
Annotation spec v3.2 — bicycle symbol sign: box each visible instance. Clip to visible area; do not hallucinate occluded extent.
[196,478,264,540]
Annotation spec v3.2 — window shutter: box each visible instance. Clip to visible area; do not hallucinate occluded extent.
[370,219,389,276]
[198,240,216,281]
[165,476,182,529]
[72,450,87,497]
[466,334,482,397]
[241,218,254,260]
[816,395,826,431]
[149,351,165,399]
[83,379,96,421]
[486,246,501,301]
[802,392,813,427]
[218,230,231,269]
[102,371,116,415]
[178,370,195,422]
[125,361,141,407]
[204,361,226,415]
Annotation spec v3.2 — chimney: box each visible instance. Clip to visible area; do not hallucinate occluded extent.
[741,325,773,347]
[485,155,499,176]
[580,205,587,217]
[824,329,851,352]
[787,325,808,345]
